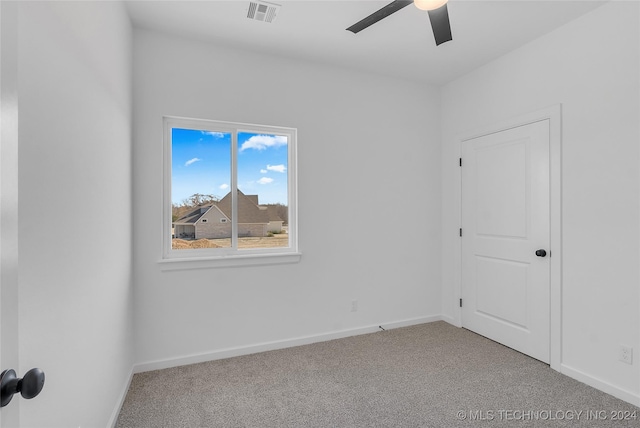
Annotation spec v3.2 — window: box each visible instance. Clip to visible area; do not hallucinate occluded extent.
[162,116,299,268]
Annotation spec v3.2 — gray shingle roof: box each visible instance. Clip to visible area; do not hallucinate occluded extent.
[175,191,271,225]
[263,205,283,222]
[217,190,269,224]
[174,205,212,224]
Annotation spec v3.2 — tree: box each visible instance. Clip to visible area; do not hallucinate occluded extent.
[181,193,218,207]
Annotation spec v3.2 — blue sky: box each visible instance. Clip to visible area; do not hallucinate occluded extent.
[171,128,288,205]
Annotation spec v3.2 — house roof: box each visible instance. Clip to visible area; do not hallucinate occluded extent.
[217,190,269,224]
[263,205,283,222]
[175,190,271,225]
[174,205,212,225]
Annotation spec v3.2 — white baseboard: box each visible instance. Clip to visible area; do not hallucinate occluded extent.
[133,315,443,374]
[439,314,461,328]
[379,314,443,330]
[560,363,640,407]
[108,366,134,428]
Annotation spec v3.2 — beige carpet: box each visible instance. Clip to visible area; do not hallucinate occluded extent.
[117,321,639,427]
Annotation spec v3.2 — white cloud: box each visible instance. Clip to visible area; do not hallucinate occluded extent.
[266,164,286,173]
[219,183,229,190]
[239,135,287,152]
[257,177,274,185]
[185,157,202,166]
[202,131,226,138]
[260,169,268,174]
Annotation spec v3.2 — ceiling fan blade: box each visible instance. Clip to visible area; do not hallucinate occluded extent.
[428,3,452,46]
[346,0,413,34]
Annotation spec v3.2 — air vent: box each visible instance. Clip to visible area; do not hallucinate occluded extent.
[247,1,281,23]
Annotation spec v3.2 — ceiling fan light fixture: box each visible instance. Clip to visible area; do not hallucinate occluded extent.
[414,0,448,11]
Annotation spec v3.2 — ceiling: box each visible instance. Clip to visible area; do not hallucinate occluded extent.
[125,0,607,85]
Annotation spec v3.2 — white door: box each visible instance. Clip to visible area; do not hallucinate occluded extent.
[461,119,550,363]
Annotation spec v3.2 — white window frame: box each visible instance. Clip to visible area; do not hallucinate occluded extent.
[160,116,300,269]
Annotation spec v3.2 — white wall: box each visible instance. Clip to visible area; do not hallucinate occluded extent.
[16,2,134,426]
[5,0,637,424]
[132,29,442,368]
[441,1,639,404]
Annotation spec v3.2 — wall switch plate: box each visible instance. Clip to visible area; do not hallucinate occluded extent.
[619,345,633,365]
[351,300,358,312]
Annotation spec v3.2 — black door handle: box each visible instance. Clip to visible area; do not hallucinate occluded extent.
[535,249,547,257]
[0,368,45,407]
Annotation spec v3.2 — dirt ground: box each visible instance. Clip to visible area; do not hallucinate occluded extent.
[172,233,289,250]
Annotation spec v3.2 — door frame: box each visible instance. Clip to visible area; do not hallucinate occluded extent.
[1,2,21,425]
[453,104,562,371]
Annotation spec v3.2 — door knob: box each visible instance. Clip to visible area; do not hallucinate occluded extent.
[535,249,547,257]
[0,368,45,407]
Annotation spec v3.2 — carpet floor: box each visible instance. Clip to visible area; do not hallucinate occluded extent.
[117,321,639,427]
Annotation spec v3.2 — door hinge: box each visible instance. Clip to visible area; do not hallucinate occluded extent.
[459,228,462,237]
[459,298,463,308]
[459,157,462,167]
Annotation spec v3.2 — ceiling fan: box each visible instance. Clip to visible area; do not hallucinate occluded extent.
[346,0,452,46]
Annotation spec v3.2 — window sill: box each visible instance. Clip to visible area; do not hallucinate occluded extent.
[158,252,302,271]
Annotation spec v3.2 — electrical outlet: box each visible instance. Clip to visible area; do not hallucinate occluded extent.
[351,300,358,312]
[619,345,633,365]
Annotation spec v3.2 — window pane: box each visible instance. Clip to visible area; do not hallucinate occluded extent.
[237,132,289,250]
[171,128,232,250]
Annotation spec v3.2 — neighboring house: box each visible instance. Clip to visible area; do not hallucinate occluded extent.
[173,204,230,239]
[173,190,283,239]
[264,205,284,233]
